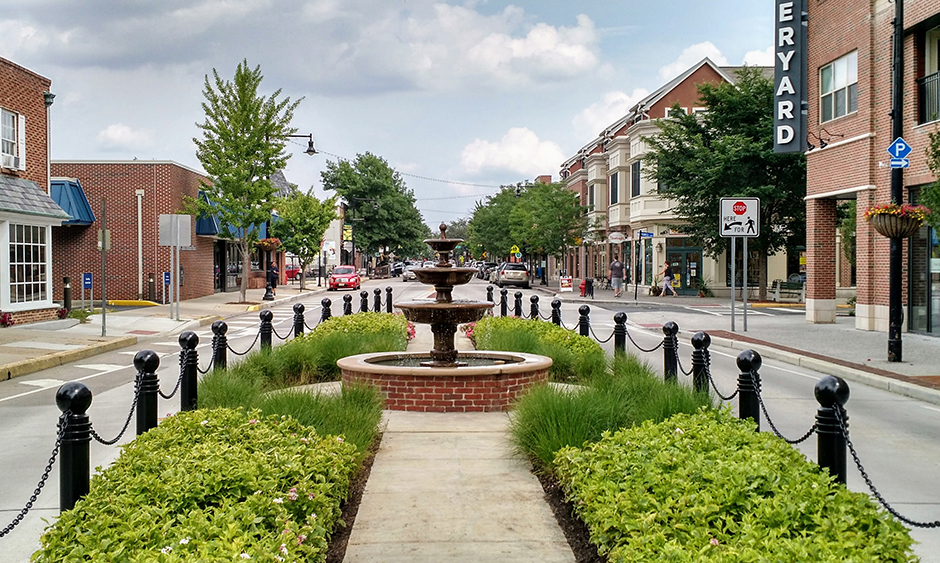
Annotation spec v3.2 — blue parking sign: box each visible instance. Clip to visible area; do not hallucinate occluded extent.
[82,273,92,289]
[164,272,171,285]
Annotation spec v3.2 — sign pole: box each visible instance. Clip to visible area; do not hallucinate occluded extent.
[743,235,748,332]
[100,199,107,337]
[169,217,176,320]
[175,219,181,321]
[730,236,736,332]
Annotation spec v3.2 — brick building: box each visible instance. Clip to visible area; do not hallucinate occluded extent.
[804,0,940,334]
[0,57,70,325]
[560,59,789,295]
[50,161,217,302]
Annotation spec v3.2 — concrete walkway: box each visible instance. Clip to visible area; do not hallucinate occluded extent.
[342,323,574,562]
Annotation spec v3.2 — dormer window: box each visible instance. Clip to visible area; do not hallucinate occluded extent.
[1,109,25,171]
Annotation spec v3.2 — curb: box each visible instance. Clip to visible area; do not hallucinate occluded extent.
[1,335,139,382]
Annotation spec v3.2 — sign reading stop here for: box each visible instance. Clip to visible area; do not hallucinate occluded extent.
[719,198,760,237]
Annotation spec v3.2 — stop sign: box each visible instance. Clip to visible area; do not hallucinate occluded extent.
[733,201,748,215]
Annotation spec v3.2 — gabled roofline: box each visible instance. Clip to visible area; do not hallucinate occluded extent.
[629,57,735,116]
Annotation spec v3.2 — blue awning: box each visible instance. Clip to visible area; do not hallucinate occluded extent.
[50,178,95,225]
[195,190,270,239]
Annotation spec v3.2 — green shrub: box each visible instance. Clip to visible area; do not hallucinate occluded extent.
[473,316,606,382]
[553,408,917,562]
[33,409,359,563]
[510,355,712,468]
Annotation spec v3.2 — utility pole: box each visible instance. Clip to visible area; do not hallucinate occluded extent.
[888,0,904,361]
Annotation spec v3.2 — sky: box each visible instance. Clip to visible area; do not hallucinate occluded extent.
[1,0,776,228]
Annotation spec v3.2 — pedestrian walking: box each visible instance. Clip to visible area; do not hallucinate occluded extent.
[657,261,677,297]
[267,262,278,296]
[609,254,625,298]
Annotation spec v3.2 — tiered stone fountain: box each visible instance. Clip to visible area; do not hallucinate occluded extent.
[338,224,552,412]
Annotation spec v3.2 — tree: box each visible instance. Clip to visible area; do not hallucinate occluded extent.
[642,66,806,300]
[187,60,302,302]
[320,153,427,260]
[270,191,338,290]
[468,188,520,260]
[509,181,586,260]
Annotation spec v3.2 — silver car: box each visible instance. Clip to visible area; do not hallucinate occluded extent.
[402,265,418,281]
[496,263,530,289]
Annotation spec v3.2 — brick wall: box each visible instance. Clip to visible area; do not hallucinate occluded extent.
[50,161,215,301]
[0,57,51,188]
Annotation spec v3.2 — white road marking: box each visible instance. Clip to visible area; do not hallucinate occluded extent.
[17,379,66,389]
[0,364,128,403]
[75,364,126,371]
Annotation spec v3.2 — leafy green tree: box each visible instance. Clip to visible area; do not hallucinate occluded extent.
[320,153,427,260]
[270,192,338,290]
[643,66,806,300]
[921,131,940,230]
[468,188,520,260]
[187,60,302,302]
[509,181,587,260]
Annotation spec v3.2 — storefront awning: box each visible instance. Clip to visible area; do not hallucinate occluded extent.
[195,190,271,239]
[50,178,95,226]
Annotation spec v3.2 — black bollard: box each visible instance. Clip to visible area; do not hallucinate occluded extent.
[343,294,353,316]
[662,321,679,383]
[514,291,523,317]
[179,331,198,411]
[815,375,850,485]
[691,331,711,393]
[529,295,539,320]
[260,309,273,351]
[736,350,762,430]
[211,320,227,371]
[487,285,494,303]
[63,276,72,313]
[135,350,160,436]
[386,287,393,313]
[500,289,508,317]
[321,298,332,322]
[613,312,627,355]
[359,290,369,313]
[293,303,305,337]
[578,305,590,337]
[373,288,381,312]
[551,299,562,326]
[262,282,274,301]
[56,382,92,511]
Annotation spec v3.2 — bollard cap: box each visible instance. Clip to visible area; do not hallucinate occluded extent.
[613,311,627,324]
[501,288,508,295]
[321,297,332,308]
[515,291,523,298]
[260,309,274,322]
[343,294,352,302]
[578,304,590,316]
[374,288,381,294]
[814,375,850,408]
[386,286,392,292]
[662,321,679,337]
[552,299,562,309]
[736,349,762,373]
[211,320,228,335]
[56,381,92,414]
[134,349,160,374]
[691,331,711,349]
[530,294,539,303]
[178,330,199,349]
[293,302,305,314]
[360,290,368,298]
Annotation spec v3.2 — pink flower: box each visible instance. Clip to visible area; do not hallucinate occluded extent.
[710,538,720,546]
[249,419,258,424]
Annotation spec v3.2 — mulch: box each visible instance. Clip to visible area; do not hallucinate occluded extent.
[536,471,607,563]
[326,433,383,563]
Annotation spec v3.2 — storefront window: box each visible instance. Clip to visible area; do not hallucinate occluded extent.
[644,239,653,285]
[9,224,47,303]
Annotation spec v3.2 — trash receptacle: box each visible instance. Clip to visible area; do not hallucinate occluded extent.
[585,278,594,298]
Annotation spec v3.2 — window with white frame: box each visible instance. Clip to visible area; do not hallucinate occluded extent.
[9,224,48,303]
[1,109,18,169]
[663,107,688,119]
[820,51,858,123]
[631,161,641,197]
[588,185,595,207]
[609,172,619,205]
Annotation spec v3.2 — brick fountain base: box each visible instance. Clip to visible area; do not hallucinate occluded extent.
[337,352,552,413]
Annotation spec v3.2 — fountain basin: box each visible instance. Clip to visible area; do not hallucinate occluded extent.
[338,351,552,412]
[395,299,492,325]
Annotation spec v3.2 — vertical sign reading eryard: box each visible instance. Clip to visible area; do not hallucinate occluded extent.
[774,0,807,153]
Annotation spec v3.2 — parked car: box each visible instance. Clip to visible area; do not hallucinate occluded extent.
[423,261,437,268]
[496,263,530,289]
[284,264,301,280]
[391,262,404,277]
[488,263,506,284]
[478,262,497,279]
[327,265,361,291]
[402,264,419,281]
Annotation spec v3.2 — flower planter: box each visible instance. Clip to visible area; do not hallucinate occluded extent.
[868,214,923,239]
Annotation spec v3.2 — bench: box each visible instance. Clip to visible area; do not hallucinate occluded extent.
[771,279,804,302]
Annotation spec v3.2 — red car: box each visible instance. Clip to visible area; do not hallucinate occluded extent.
[284,264,301,280]
[328,265,361,291]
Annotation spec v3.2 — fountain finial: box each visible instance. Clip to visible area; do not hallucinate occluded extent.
[439,222,447,239]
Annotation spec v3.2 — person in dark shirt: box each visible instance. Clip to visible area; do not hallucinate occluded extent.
[657,261,677,297]
[267,262,278,296]
[609,254,625,298]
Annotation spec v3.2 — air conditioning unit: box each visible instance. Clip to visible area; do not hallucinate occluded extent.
[1,154,15,169]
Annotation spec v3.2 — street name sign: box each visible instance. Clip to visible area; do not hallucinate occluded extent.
[720,198,760,237]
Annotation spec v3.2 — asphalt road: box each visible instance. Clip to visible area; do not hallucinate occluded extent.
[1,277,938,561]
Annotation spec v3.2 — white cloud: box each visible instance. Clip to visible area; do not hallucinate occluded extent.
[743,46,774,66]
[460,127,566,176]
[658,41,729,82]
[572,88,650,140]
[95,123,153,151]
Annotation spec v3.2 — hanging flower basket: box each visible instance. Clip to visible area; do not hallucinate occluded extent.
[863,204,930,239]
[255,237,282,252]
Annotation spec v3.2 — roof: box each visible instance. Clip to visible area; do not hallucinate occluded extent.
[0,175,70,220]
[270,170,295,198]
[631,57,735,116]
[50,178,95,225]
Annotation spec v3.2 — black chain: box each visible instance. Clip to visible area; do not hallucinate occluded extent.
[91,374,141,445]
[227,329,261,356]
[557,317,578,332]
[675,338,694,376]
[589,326,615,344]
[749,370,816,444]
[538,311,553,321]
[195,353,214,375]
[706,350,738,401]
[0,413,68,537]
[158,350,184,400]
[835,408,940,528]
[625,328,664,353]
[271,323,293,341]
[303,316,320,332]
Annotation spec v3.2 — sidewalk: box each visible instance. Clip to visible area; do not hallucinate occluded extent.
[0,281,328,381]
